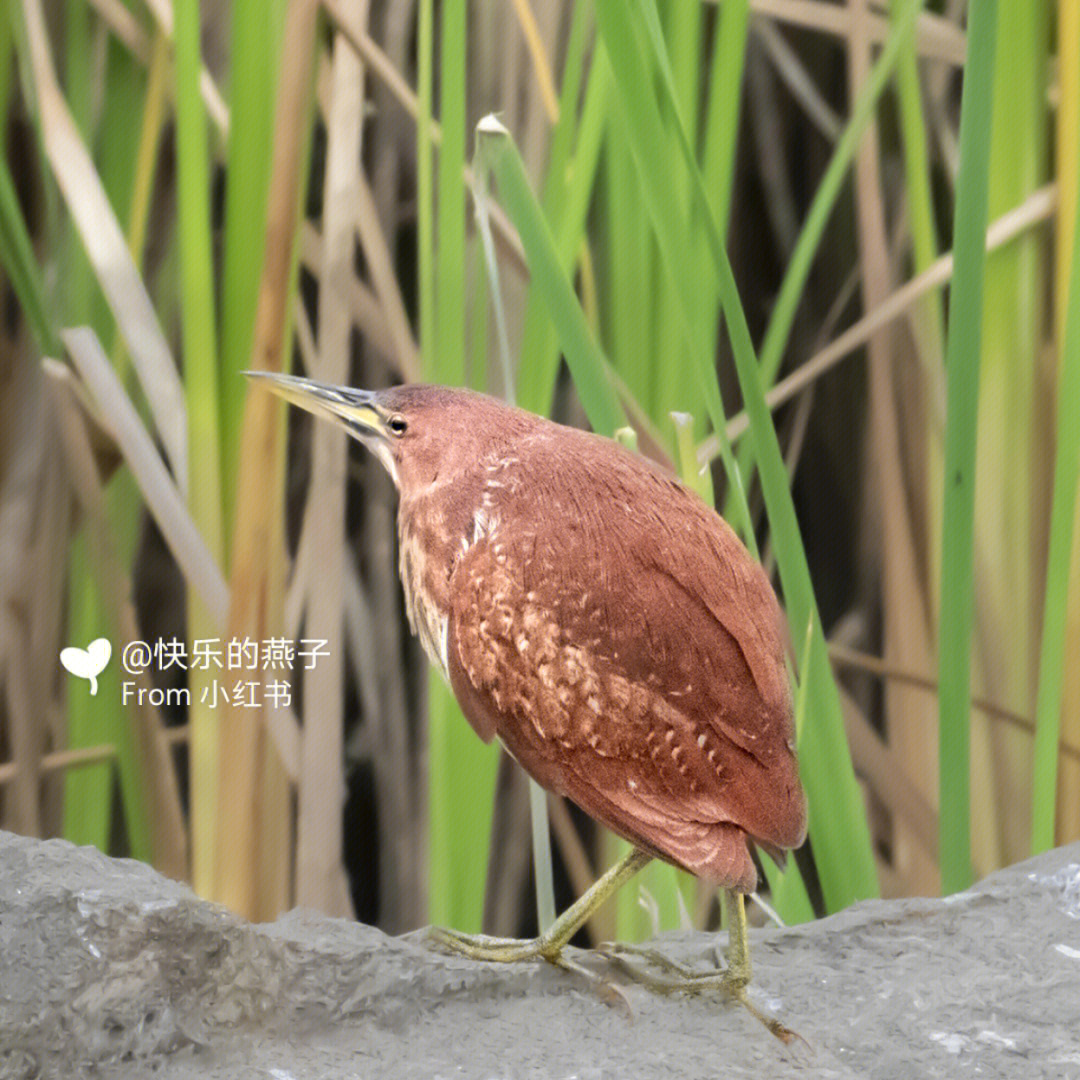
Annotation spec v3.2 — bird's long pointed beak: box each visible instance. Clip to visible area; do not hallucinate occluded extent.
[244,371,384,437]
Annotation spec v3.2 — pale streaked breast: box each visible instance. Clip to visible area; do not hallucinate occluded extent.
[399,528,451,677]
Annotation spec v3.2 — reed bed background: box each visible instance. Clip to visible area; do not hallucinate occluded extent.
[0,0,1077,947]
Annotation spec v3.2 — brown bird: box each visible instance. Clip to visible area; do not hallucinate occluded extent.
[248,374,807,1032]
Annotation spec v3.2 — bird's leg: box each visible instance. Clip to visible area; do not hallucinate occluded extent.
[600,889,800,1043]
[721,887,751,990]
[427,847,652,965]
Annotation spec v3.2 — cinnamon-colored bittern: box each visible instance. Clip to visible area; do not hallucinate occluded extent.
[248,374,807,1035]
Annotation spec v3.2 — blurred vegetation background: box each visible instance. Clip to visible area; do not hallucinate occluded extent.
[1,0,1078,947]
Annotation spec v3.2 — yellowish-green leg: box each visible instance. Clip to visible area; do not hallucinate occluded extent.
[722,887,751,989]
[600,888,799,1044]
[428,847,652,965]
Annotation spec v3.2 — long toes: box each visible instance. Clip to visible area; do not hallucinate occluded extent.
[597,941,699,980]
[599,953,724,997]
[425,926,540,962]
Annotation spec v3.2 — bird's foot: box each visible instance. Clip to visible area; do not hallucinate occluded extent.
[426,926,546,963]
[597,941,743,997]
[426,926,633,1015]
[597,942,802,1045]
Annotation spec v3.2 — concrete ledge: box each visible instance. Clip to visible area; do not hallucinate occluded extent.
[1,830,1077,1078]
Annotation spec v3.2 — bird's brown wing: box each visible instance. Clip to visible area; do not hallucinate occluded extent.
[444,435,805,885]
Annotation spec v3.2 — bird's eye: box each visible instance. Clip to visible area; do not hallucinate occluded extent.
[387,415,408,437]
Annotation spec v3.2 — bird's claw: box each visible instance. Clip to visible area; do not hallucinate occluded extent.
[425,926,635,1017]
[598,940,738,997]
[597,941,804,1047]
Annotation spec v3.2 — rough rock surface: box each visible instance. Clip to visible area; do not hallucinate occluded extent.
[0,830,1078,1079]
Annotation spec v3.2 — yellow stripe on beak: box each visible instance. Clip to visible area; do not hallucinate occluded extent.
[244,371,385,437]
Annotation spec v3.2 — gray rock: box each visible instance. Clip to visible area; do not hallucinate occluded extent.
[0,830,1078,1079]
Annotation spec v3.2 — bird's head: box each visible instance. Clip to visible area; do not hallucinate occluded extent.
[245,373,537,493]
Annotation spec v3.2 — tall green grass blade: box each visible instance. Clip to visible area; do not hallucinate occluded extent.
[0,153,58,353]
[545,0,592,180]
[600,100,658,429]
[701,0,748,241]
[516,36,611,418]
[174,0,223,555]
[937,0,999,895]
[425,7,500,933]
[120,31,170,371]
[970,0,1050,872]
[63,0,92,131]
[721,0,924,540]
[103,474,151,864]
[1030,146,1080,853]
[417,0,435,365]
[478,117,625,436]
[672,0,748,459]
[672,412,712,504]
[595,0,878,910]
[725,0,925,532]
[648,2,702,435]
[79,37,150,861]
[469,228,491,388]
[890,0,944,363]
[426,678,499,931]
[175,0,225,896]
[594,3,754,542]
[59,0,95,329]
[754,0,924,390]
[55,13,144,857]
[474,167,514,396]
[435,0,466,387]
[56,0,108,857]
[220,0,289,528]
[0,10,12,149]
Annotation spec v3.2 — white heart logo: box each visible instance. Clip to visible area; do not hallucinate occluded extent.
[59,638,112,696]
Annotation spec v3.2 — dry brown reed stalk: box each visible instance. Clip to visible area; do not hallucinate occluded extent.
[746,0,966,64]
[322,0,527,275]
[219,0,321,921]
[289,0,371,919]
[848,0,940,896]
[701,187,1057,453]
[0,744,117,788]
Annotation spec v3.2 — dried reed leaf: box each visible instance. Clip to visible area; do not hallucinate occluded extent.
[21,0,187,491]
[355,170,422,383]
[748,0,965,65]
[45,359,188,879]
[290,4,369,919]
[701,186,1057,458]
[322,0,526,276]
[753,16,840,140]
[60,329,228,628]
[0,744,116,788]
